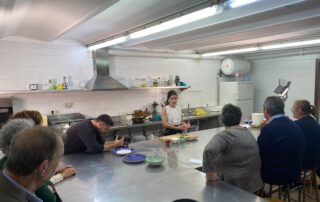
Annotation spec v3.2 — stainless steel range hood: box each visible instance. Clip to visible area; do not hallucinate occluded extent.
[85,48,127,91]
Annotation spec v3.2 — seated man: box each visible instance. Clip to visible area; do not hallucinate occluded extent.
[203,104,263,193]
[0,119,75,202]
[64,114,124,154]
[0,126,64,202]
[258,96,305,185]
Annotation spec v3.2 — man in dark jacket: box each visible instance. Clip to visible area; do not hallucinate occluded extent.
[257,96,305,185]
[64,114,124,154]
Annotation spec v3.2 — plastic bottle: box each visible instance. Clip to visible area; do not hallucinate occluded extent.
[62,76,68,90]
[57,83,62,91]
[48,79,53,90]
[175,76,180,86]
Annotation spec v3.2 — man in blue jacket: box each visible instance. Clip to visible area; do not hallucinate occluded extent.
[257,96,305,185]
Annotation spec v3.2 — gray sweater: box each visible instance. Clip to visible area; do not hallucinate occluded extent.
[203,127,263,193]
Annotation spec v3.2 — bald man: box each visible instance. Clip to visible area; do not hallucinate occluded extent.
[0,126,64,202]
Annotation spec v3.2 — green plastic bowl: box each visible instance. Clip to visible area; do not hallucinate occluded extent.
[145,155,165,166]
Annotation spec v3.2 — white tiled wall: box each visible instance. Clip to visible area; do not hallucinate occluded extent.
[251,54,319,117]
[111,56,220,110]
[0,39,220,116]
[0,39,93,90]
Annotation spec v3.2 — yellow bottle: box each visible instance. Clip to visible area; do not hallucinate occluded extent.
[57,83,62,91]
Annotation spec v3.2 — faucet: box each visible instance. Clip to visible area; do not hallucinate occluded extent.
[188,104,192,114]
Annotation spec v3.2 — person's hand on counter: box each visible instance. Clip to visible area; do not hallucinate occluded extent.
[114,136,124,147]
[103,136,124,151]
[58,165,77,179]
[206,172,220,182]
[50,165,77,185]
[175,122,190,131]
[181,121,191,130]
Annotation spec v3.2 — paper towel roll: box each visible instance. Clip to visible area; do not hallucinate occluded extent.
[252,113,264,126]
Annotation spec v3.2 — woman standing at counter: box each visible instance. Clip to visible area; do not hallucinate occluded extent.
[161,90,190,135]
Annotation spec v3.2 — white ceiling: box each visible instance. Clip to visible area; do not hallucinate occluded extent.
[1,0,320,54]
[62,0,205,45]
[0,0,119,41]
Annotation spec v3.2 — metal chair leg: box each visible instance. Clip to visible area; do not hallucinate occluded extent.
[259,183,265,197]
[303,171,307,202]
[278,185,282,199]
[312,168,320,202]
[286,184,291,202]
[298,186,302,202]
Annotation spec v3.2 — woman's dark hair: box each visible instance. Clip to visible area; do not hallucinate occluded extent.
[13,110,43,125]
[222,104,242,127]
[295,100,318,117]
[165,90,178,106]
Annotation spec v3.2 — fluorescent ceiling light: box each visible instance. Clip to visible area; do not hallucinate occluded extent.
[261,39,320,50]
[228,0,259,8]
[202,47,259,56]
[88,36,127,51]
[87,4,221,50]
[129,6,219,39]
[203,38,320,56]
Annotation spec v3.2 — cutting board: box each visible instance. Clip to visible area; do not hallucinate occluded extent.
[159,134,182,142]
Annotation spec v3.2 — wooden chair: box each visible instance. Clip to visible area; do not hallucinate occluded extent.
[299,168,320,202]
[266,198,285,202]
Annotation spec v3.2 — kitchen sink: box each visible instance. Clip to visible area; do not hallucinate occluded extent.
[182,107,209,117]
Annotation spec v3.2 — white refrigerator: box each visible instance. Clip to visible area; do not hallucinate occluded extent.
[219,81,254,121]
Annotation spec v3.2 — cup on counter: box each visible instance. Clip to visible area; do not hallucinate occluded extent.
[251,113,264,127]
[165,139,171,147]
[124,136,132,147]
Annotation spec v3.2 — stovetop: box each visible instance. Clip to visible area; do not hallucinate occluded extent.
[112,121,128,128]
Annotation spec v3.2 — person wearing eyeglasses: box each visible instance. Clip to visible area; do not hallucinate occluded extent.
[161,90,190,135]
[64,114,124,154]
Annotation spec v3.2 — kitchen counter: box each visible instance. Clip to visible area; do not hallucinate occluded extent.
[56,127,266,202]
[109,111,221,138]
[139,127,260,169]
[109,111,221,131]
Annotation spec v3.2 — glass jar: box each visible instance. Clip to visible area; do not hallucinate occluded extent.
[175,76,180,86]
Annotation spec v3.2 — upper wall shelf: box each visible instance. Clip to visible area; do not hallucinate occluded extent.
[129,86,190,91]
[0,89,90,95]
[0,86,190,95]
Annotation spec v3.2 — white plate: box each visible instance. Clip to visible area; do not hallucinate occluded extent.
[116,149,132,155]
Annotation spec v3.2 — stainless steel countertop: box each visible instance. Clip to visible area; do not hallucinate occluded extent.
[56,127,265,202]
[138,127,260,169]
